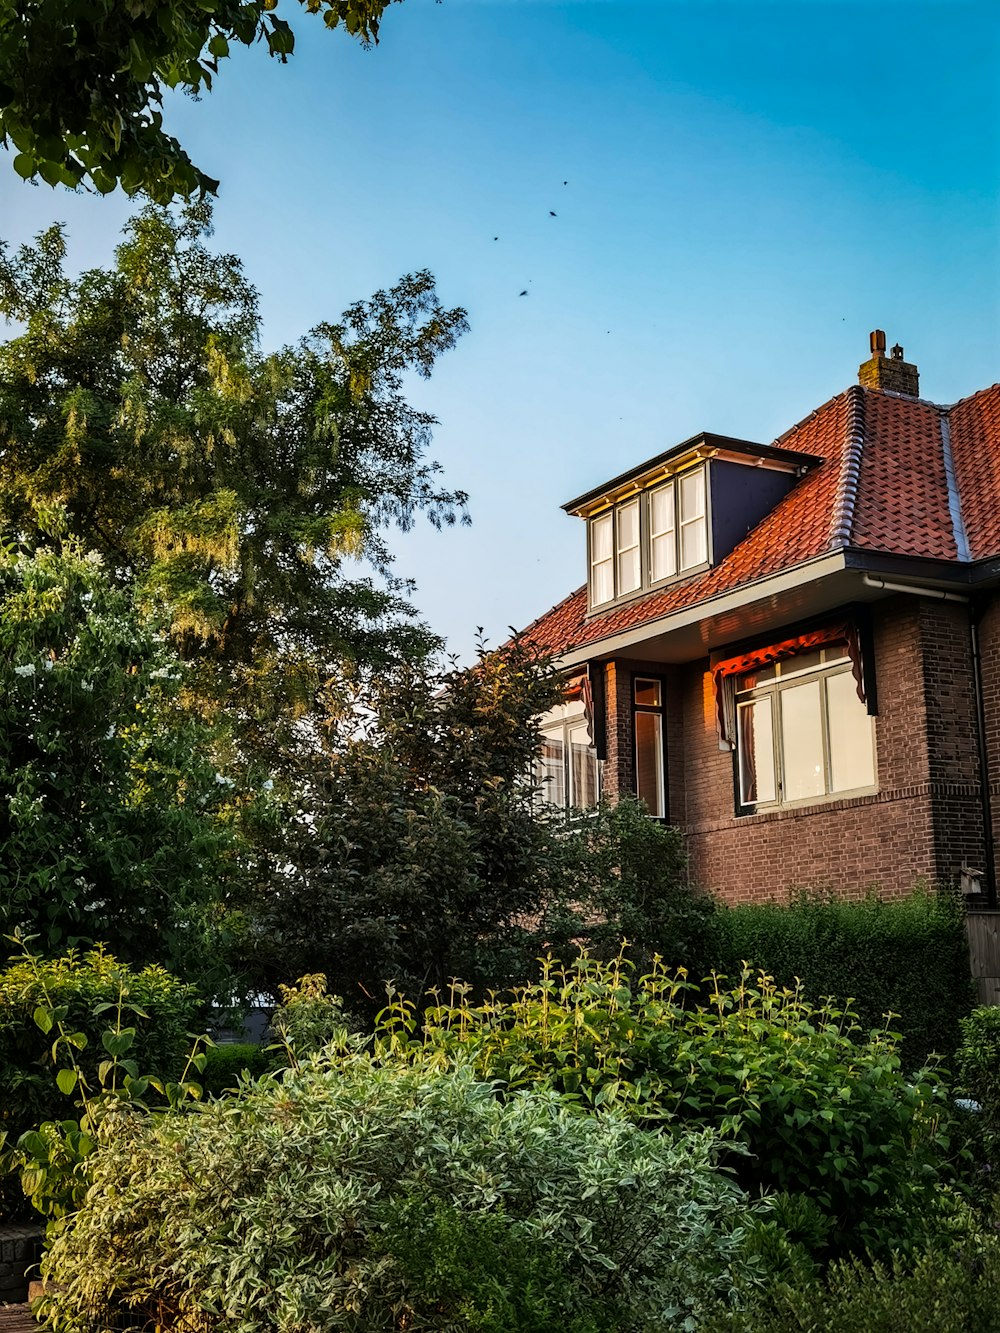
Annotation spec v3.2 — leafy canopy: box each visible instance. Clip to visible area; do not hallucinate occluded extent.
[0,203,468,749]
[0,0,401,200]
[0,536,242,984]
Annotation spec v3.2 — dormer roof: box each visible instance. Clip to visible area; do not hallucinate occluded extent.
[562,432,822,518]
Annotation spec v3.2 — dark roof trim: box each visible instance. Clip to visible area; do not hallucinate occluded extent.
[562,431,824,515]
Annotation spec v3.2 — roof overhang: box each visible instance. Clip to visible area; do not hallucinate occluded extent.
[554,549,978,669]
[562,432,824,519]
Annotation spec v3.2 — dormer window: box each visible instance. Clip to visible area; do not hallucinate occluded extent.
[569,432,819,617]
[589,466,709,609]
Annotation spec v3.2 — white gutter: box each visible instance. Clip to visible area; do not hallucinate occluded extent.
[862,574,968,603]
[557,550,848,668]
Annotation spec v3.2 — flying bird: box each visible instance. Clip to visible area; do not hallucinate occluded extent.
[519,290,529,297]
[549,211,557,217]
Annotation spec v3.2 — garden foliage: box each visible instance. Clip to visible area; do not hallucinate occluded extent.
[245,639,567,1005]
[378,953,955,1260]
[38,1059,757,1332]
[703,1240,1000,1333]
[709,889,973,1067]
[0,947,202,1149]
[541,797,715,976]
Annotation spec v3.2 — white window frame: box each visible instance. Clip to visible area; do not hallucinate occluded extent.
[735,651,877,812]
[535,702,602,812]
[588,466,710,611]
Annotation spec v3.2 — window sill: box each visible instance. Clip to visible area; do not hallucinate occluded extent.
[736,784,879,819]
[586,560,713,620]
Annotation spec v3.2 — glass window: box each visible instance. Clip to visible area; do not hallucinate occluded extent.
[589,464,710,608]
[591,513,614,606]
[780,679,825,800]
[633,676,666,818]
[735,650,875,811]
[635,712,664,816]
[737,697,776,804]
[826,671,876,792]
[679,469,708,570]
[649,483,676,582]
[538,735,566,809]
[536,707,600,813]
[569,724,599,807]
[617,500,641,594]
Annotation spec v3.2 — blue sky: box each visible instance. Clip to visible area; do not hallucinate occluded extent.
[2,0,999,660]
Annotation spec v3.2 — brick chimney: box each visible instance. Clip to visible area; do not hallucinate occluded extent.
[858,330,920,396]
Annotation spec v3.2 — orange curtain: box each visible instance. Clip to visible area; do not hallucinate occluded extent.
[711,621,865,747]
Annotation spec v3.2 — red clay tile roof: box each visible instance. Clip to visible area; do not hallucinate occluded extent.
[520,381,1000,657]
[949,384,1000,560]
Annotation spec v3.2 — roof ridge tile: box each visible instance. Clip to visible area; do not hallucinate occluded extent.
[830,384,866,549]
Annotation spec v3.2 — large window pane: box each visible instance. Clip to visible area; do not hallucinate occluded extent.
[591,513,614,605]
[538,736,566,808]
[738,698,776,804]
[635,711,664,817]
[780,680,825,800]
[569,725,599,807]
[826,671,875,792]
[617,500,641,594]
[679,469,706,521]
[679,470,708,570]
[650,484,676,581]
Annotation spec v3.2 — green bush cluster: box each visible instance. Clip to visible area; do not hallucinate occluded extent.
[0,948,202,1150]
[38,1059,757,1333]
[378,954,955,1261]
[704,1240,1000,1332]
[709,889,973,1068]
[199,1043,273,1098]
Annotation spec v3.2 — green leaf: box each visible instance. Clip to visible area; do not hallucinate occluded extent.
[12,152,35,179]
[56,1067,78,1096]
[33,1005,53,1034]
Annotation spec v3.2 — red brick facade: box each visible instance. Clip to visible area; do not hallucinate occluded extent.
[594,595,993,904]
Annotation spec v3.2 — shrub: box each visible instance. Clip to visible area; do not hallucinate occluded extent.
[0,948,202,1153]
[703,1239,1000,1332]
[709,889,973,1068]
[39,1059,758,1332]
[541,798,716,976]
[379,954,956,1259]
[200,1043,272,1098]
[958,1006,1000,1128]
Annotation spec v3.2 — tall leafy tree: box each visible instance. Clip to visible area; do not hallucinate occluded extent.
[0,203,468,756]
[245,639,566,1007]
[0,0,401,199]
[0,536,242,986]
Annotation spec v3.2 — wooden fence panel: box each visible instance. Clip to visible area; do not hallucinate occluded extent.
[966,910,1000,1006]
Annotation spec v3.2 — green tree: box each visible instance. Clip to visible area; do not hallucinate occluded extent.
[0,203,468,758]
[0,536,242,986]
[0,0,400,200]
[244,638,566,1008]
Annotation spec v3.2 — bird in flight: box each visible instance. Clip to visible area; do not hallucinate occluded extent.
[549,211,557,217]
[519,290,529,297]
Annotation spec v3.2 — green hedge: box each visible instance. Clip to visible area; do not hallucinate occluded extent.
[708,889,973,1068]
[200,1042,273,1097]
[0,948,203,1147]
[704,1242,1000,1332]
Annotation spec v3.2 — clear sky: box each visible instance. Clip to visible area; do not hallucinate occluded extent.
[2,0,999,661]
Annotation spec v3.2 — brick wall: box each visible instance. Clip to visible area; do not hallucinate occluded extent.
[973,592,1000,867]
[595,596,990,904]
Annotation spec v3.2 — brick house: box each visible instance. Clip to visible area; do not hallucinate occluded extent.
[520,334,1000,906]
